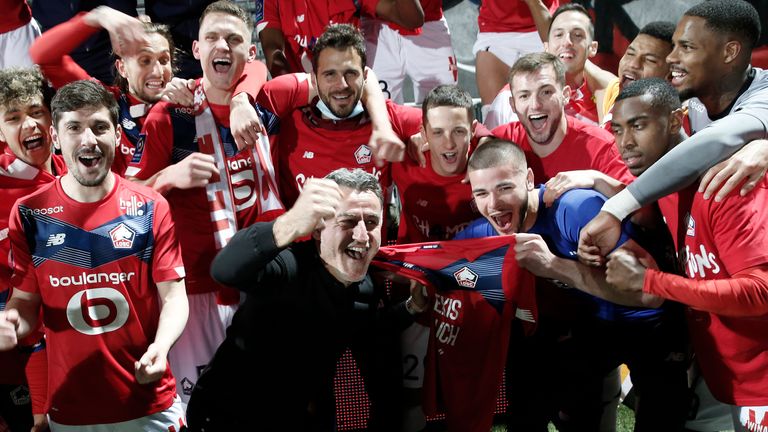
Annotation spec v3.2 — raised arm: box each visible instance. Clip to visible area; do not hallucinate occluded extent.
[524,0,554,43]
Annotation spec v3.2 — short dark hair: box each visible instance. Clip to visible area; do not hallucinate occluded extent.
[509,52,567,89]
[199,0,251,29]
[422,85,474,125]
[684,0,760,51]
[311,24,366,72]
[325,168,383,206]
[467,138,527,172]
[638,21,676,44]
[550,3,594,40]
[114,22,177,93]
[615,78,682,113]
[51,80,119,128]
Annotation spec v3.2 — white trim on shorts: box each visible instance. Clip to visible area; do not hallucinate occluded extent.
[472,30,545,69]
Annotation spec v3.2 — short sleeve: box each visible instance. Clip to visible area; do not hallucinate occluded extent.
[8,205,39,294]
[150,195,185,282]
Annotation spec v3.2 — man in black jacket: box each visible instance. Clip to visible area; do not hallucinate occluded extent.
[186,168,426,431]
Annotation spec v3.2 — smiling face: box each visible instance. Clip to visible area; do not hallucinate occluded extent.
[618,34,672,89]
[666,15,725,101]
[611,94,676,176]
[313,47,366,118]
[116,32,173,104]
[52,106,118,187]
[316,187,382,285]
[424,106,472,176]
[546,10,597,75]
[510,65,570,147]
[0,95,52,169]
[193,12,256,101]
[468,164,533,236]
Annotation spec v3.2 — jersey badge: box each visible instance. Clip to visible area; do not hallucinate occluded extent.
[453,266,479,288]
[109,223,136,249]
[686,214,695,237]
[354,144,372,165]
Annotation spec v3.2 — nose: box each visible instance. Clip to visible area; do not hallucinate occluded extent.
[352,219,367,243]
[666,46,678,65]
[628,55,642,71]
[214,36,229,51]
[81,127,98,146]
[617,130,634,151]
[152,60,164,77]
[21,115,37,132]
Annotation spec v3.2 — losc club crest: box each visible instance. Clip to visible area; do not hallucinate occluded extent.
[354,144,372,164]
[109,223,136,249]
[453,266,478,288]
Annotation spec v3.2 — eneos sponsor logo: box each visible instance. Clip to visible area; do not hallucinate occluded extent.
[22,206,63,216]
[109,223,135,249]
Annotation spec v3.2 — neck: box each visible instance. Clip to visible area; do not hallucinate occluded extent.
[61,172,115,203]
[698,67,750,116]
[521,189,540,232]
[566,70,585,89]
[40,154,53,175]
[202,79,233,105]
[528,114,568,158]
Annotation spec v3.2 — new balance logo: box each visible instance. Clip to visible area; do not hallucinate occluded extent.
[46,233,66,246]
[303,151,314,159]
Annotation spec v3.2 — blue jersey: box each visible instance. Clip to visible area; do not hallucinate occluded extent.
[457,186,662,321]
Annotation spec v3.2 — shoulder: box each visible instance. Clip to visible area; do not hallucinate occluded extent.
[567,116,614,143]
[454,217,496,239]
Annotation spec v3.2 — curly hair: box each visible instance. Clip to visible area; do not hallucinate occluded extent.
[0,67,46,110]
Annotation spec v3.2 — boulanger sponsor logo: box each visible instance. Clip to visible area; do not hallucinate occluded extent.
[109,223,136,249]
[354,144,372,164]
[453,266,478,288]
[22,206,63,216]
[49,271,136,287]
[66,288,130,335]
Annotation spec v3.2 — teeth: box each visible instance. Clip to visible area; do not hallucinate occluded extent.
[212,58,231,65]
[24,134,42,142]
[146,80,163,88]
[529,114,546,120]
[444,152,456,158]
[671,71,686,78]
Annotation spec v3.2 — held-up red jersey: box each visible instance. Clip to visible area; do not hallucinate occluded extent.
[256,73,422,208]
[492,115,633,183]
[257,0,380,73]
[650,180,768,406]
[478,0,559,33]
[373,237,536,432]
[9,176,184,425]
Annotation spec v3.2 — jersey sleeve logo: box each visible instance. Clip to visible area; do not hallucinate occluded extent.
[354,144,372,164]
[66,288,130,335]
[109,223,136,249]
[453,266,479,288]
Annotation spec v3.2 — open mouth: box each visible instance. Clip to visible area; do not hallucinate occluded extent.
[331,93,352,102]
[345,246,368,260]
[442,152,458,163]
[670,69,688,86]
[22,134,44,151]
[212,58,232,73]
[77,153,102,168]
[619,73,637,87]
[528,114,548,130]
[558,52,575,61]
[145,79,164,90]
[622,153,641,168]
[491,212,515,233]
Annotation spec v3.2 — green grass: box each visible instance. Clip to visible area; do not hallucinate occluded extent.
[489,403,636,432]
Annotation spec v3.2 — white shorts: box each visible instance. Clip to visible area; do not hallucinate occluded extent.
[168,291,239,408]
[401,322,430,389]
[734,405,768,432]
[0,19,41,69]
[364,17,457,104]
[472,30,545,69]
[49,395,185,432]
[484,86,519,129]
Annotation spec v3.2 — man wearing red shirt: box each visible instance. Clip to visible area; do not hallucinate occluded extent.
[256,0,424,77]
[0,0,39,69]
[0,80,188,431]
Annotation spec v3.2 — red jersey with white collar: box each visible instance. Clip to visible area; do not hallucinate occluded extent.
[566,79,599,125]
[9,176,184,425]
[478,0,559,33]
[492,115,633,184]
[391,152,477,243]
[655,180,768,406]
[257,0,380,73]
[256,73,422,208]
[127,84,284,296]
[373,237,536,432]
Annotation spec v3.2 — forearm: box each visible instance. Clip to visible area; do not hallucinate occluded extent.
[644,267,768,317]
[380,0,425,29]
[591,171,626,198]
[128,167,175,196]
[363,68,394,133]
[5,298,38,340]
[524,0,552,42]
[211,221,284,286]
[259,28,290,77]
[233,61,268,102]
[29,13,99,66]
[610,113,767,220]
[152,280,189,354]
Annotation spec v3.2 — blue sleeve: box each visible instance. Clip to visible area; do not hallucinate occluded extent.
[556,189,632,249]
[453,217,497,239]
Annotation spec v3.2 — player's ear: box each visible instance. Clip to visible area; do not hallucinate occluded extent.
[50,125,60,151]
[526,167,535,190]
[115,58,127,79]
[114,123,122,146]
[192,40,201,60]
[248,44,257,62]
[669,108,684,135]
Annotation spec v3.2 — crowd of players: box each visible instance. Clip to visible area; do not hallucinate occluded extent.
[0,0,767,431]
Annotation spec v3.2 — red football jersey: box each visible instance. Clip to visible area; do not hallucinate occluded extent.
[566,79,599,125]
[9,176,184,425]
[492,115,633,184]
[478,0,559,33]
[257,73,423,208]
[674,179,768,405]
[391,152,477,243]
[374,237,536,432]
[257,0,380,73]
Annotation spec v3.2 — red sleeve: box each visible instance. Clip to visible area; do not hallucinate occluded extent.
[256,73,311,118]
[24,347,47,414]
[387,101,423,141]
[150,194,185,282]
[258,0,281,30]
[126,103,174,180]
[644,266,768,317]
[28,12,96,88]
[8,205,38,295]
[233,60,268,102]
[360,0,381,17]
